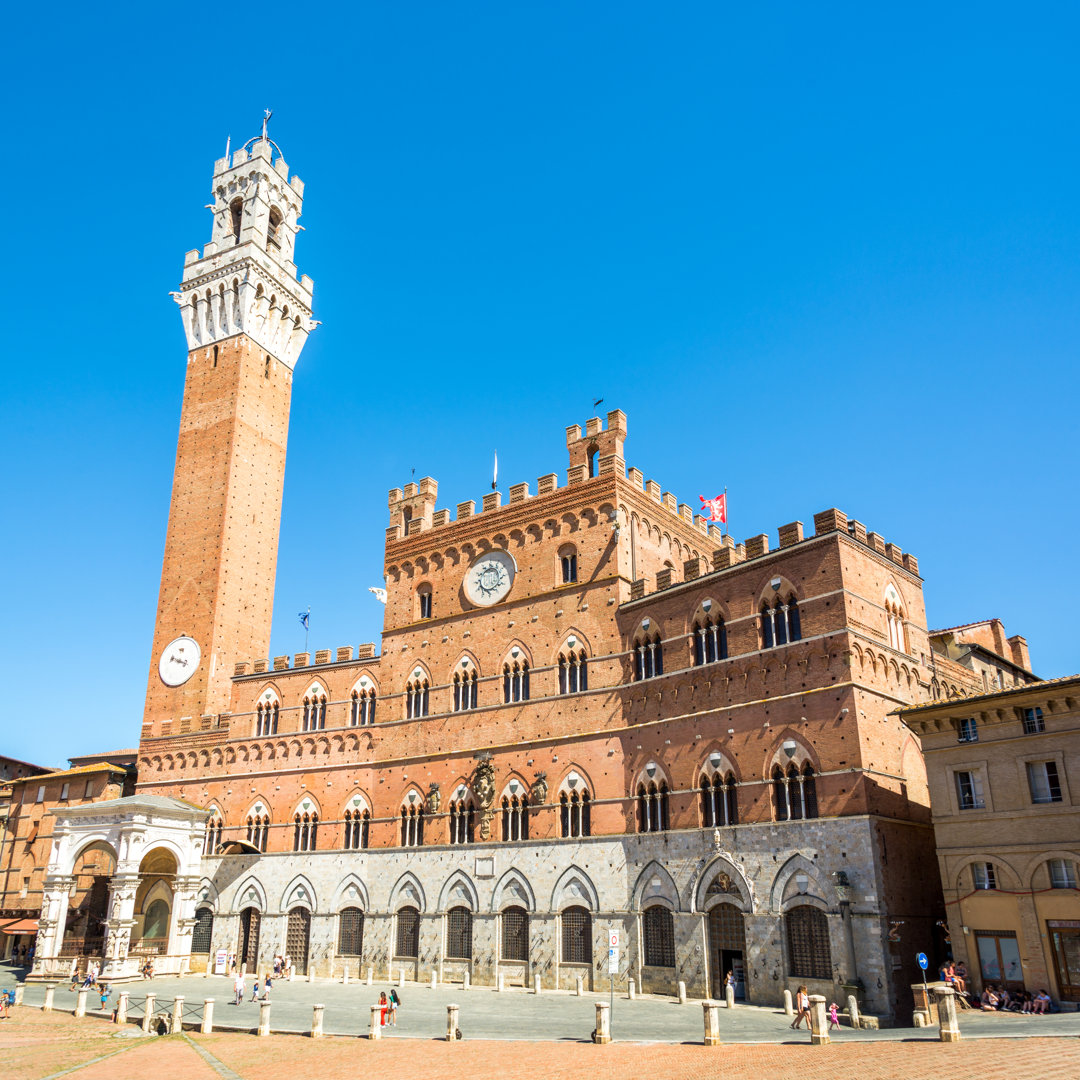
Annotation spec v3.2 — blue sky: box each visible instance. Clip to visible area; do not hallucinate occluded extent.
[2,2,1078,766]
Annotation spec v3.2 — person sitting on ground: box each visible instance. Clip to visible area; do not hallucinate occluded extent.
[980,984,1000,1011]
[1032,990,1052,1014]
[950,963,967,996]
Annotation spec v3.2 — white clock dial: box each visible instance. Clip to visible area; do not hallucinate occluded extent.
[158,636,201,687]
[464,549,516,607]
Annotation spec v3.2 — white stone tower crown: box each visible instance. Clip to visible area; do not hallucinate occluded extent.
[174,130,316,368]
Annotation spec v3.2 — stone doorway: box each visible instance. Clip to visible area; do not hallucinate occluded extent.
[286,907,310,975]
[707,902,747,1000]
[239,908,260,973]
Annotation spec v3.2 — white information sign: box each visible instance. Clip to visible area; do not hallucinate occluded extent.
[609,929,620,949]
[214,949,228,975]
[608,946,620,974]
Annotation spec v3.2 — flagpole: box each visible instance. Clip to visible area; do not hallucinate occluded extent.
[723,487,727,540]
[305,606,310,654]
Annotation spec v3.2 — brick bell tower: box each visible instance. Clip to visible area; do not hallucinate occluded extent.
[141,119,315,739]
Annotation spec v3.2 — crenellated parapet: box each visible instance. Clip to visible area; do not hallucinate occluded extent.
[234,642,379,678]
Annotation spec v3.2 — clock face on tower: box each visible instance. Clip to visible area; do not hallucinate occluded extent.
[464,550,516,607]
[158,636,201,687]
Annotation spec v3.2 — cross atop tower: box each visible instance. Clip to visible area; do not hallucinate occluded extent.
[261,107,273,141]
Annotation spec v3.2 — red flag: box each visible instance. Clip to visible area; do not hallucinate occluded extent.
[699,493,727,524]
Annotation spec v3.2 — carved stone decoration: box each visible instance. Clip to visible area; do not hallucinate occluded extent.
[706,871,739,896]
[530,771,548,804]
[473,758,496,840]
[427,782,441,814]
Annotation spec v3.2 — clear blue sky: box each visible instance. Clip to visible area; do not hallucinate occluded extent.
[2,2,1077,767]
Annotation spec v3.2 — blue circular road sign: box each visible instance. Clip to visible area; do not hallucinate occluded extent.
[916,952,928,970]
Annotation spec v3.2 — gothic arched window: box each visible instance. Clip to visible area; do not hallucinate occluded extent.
[559,788,592,838]
[503,660,530,703]
[267,206,283,250]
[637,780,669,833]
[692,615,728,665]
[634,632,664,680]
[449,798,475,845]
[246,813,269,852]
[501,793,530,841]
[559,649,588,694]
[454,669,478,712]
[350,687,376,726]
[343,808,370,850]
[293,811,318,852]
[700,772,738,827]
[230,197,243,244]
[405,678,429,719]
[255,698,279,737]
[400,801,424,846]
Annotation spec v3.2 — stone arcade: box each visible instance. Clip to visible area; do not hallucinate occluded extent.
[31,125,1022,1018]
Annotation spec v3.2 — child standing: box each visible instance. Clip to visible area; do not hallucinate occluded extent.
[250,975,261,1002]
[828,1001,841,1030]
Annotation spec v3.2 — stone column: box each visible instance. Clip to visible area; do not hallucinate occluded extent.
[497,973,505,992]
[101,873,140,983]
[934,986,961,1043]
[171,875,202,976]
[463,971,470,991]
[170,996,184,1034]
[809,994,829,1045]
[398,968,405,988]
[42,984,56,1012]
[116,991,129,1024]
[783,988,793,1016]
[446,1003,460,1041]
[575,976,584,997]
[310,1003,324,1038]
[343,966,350,985]
[369,1004,382,1040]
[533,972,542,994]
[33,875,74,976]
[846,993,861,1029]
[594,1000,611,1044]
[702,1000,721,1046]
[725,984,735,1009]
[13,985,24,1006]
[627,979,636,1000]
[431,970,438,990]
[142,993,156,1033]
[366,967,373,986]
[678,980,687,1004]
[202,999,215,1034]
[75,988,88,1017]
[258,1000,271,1036]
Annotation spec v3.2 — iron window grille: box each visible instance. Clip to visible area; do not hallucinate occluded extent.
[501,906,529,962]
[786,905,832,980]
[561,906,592,964]
[643,906,676,967]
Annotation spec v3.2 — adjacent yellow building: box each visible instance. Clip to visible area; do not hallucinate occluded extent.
[900,675,1080,1005]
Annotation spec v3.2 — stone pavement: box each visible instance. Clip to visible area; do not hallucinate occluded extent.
[6,970,1080,1044]
[3,1010,1080,1080]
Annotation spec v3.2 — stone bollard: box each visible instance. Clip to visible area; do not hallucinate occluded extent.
[75,988,88,1017]
[627,979,636,1000]
[533,973,542,995]
[142,993,157,1033]
[116,991,129,1025]
[576,976,584,997]
[725,984,735,1010]
[463,971,470,991]
[702,1000,722,1046]
[783,988,793,1016]
[202,999,215,1034]
[288,967,294,982]
[846,993,860,1029]
[343,966,350,985]
[497,973,505,992]
[369,1004,382,1040]
[42,984,56,1013]
[310,1003,324,1038]
[678,980,687,1004]
[13,985,24,1007]
[431,970,438,990]
[171,996,184,1034]
[594,1000,611,1044]
[446,1003,460,1041]
[808,994,830,1045]
[366,967,373,986]
[258,1000,271,1036]
[398,968,405,989]
[307,968,315,983]
[934,986,961,1043]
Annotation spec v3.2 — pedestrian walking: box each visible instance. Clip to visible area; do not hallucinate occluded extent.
[388,987,400,1027]
[791,985,810,1029]
[828,1001,841,1030]
[233,971,245,1005]
[378,991,388,1027]
[250,975,261,1002]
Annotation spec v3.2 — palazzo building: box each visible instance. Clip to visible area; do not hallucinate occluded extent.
[30,129,1026,1020]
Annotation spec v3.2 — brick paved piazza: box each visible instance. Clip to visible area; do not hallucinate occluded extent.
[3,974,1080,1080]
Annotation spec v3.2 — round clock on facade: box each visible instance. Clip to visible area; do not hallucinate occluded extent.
[464,549,516,607]
[158,635,201,687]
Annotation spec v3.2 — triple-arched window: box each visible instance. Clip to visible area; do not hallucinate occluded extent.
[503,660,530,703]
[246,814,270,852]
[302,692,326,731]
[761,595,801,648]
[453,669,478,712]
[293,811,318,851]
[692,615,728,665]
[700,772,738,827]
[772,762,818,821]
[885,584,906,653]
[255,699,279,736]
[406,678,429,719]
[559,649,588,694]
[501,794,530,841]
[634,633,664,680]
[343,808,370,850]
[449,798,475,845]
[637,781,670,832]
[400,802,424,846]
[560,788,591,838]
[350,688,376,726]
[204,814,224,854]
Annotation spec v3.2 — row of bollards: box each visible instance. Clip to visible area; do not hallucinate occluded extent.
[30,981,963,1045]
